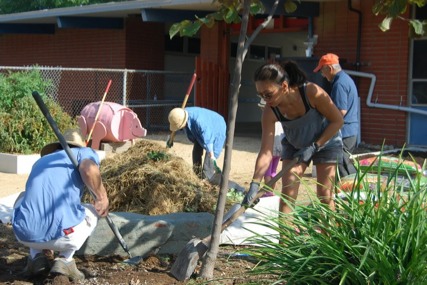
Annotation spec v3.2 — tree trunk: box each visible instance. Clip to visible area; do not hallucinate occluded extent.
[199,0,279,279]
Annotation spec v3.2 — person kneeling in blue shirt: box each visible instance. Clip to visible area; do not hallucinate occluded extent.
[12,129,109,281]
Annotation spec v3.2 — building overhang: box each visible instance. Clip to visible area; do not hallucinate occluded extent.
[0,0,331,34]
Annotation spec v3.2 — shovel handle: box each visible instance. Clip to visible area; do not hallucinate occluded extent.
[167,73,197,147]
[32,91,132,258]
[32,92,79,167]
[181,73,197,109]
[220,157,298,232]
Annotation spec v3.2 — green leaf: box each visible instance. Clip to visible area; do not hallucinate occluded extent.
[169,23,181,39]
[284,0,298,13]
[390,0,408,16]
[211,11,225,21]
[196,15,216,28]
[249,1,265,15]
[379,16,393,32]
[224,6,238,23]
[412,0,427,8]
[409,19,426,36]
[181,21,202,37]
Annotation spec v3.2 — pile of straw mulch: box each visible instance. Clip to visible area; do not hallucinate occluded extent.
[92,139,220,215]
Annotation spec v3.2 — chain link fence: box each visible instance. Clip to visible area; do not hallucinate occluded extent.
[0,66,194,131]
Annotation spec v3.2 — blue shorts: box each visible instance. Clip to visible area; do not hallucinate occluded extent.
[281,137,343,166]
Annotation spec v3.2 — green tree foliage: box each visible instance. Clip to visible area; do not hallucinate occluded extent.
[0,69,76,154]
[169,0,265,39]
[169,0,299,39]
[373,0,427,36]
[169,0,427,38]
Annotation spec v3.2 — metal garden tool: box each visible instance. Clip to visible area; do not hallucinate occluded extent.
[32,91,143,265]
[170,157,298,281]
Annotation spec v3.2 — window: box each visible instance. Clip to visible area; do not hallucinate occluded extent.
[165,35,200,54]
[230,42,281,60]
[410,6,427,105]
[187,37,201,54]
[250,45,266,60]
[267,47,281,60]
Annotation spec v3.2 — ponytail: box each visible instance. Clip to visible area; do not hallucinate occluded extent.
[254,61,307,87]
[280,61,307,87]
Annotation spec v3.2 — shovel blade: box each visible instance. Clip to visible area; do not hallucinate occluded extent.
[170,238,209,281]
[122,255,144,265]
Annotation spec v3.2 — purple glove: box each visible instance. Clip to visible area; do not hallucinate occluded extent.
[293,142,319,164]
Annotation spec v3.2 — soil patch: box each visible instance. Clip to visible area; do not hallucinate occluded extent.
[1,134,426,284]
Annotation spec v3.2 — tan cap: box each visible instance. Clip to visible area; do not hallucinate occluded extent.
[41,128,86,157]
[168,108,188,131]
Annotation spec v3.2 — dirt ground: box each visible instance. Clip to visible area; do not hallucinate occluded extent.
[0,132,332,285]
[2,131,426,284]
[3,132,427,285]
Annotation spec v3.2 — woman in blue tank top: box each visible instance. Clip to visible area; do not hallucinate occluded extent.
[242,61,343,222]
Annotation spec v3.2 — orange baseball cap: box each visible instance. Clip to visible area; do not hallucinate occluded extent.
[313,53,339,72]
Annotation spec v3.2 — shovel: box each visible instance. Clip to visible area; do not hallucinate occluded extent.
[32,91,142,265]
[170,157,298,281]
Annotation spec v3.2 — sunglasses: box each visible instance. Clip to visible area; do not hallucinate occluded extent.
[257,87,280,101]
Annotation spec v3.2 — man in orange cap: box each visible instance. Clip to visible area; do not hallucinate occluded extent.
[314,53,359,177]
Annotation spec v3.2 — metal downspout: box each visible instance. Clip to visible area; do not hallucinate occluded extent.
[345,70,427,116]
[348,0,362,72]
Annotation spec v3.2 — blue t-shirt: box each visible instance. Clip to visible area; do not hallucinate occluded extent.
[12,147,99,243]
[184,107,226,159]
[331,71,359,138]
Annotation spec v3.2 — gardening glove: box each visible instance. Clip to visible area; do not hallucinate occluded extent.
[242,181,260,207]
[212,158,221,173]
[293,142,319,164]
[166,135,174,148]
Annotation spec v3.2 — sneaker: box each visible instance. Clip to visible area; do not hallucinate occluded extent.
[50,257,85,281]
[22,253,50,276]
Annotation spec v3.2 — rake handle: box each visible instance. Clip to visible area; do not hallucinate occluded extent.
[86,79,112,146]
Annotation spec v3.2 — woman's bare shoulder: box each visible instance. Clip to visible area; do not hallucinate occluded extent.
[305,82,327,95]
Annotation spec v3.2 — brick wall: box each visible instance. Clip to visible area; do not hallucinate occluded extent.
[123,17,165,122]
[0,17,164,70]
[314,1,409,146]
[0,28,126,68]
[0,18,165,122]
[125,17,164,70]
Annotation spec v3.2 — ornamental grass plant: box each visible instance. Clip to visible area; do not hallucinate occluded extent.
[240,152,427,285]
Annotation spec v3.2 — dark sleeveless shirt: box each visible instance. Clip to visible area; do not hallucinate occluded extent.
[271,83,341,150]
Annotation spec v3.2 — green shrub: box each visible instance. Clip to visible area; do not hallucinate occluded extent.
[240,153,427,285]
[0,69,77,154]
